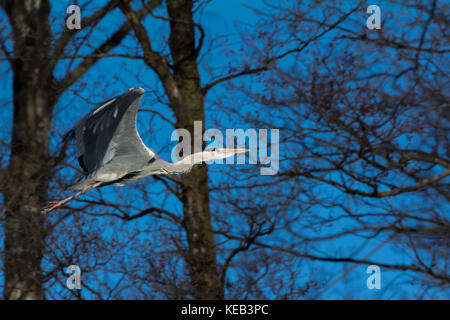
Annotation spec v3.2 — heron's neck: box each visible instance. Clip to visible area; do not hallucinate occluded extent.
[159,153,203,174]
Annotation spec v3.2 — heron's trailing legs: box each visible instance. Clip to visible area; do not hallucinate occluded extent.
[41,181,103,214]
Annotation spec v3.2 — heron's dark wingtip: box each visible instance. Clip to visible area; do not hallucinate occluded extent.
[127,87,145,95]
[62,128,75,142]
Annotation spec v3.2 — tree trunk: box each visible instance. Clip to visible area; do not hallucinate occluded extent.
[4,84,53,299]
[1,0,157,299]
[167,0,222,299]
[2,0,55,299]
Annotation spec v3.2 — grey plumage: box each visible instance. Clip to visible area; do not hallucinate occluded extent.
[43,88,248,213]
[64,88,159,190]
[61,87,246,191]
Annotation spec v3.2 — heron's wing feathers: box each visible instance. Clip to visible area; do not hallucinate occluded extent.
[65,89,155,174]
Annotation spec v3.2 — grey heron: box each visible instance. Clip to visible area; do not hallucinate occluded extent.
[43,88,247,213]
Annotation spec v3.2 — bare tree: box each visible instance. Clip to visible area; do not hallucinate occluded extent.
[1,0,447,300]
[0,0,161,299]
[116,0,296,299]
[209,0,449,297]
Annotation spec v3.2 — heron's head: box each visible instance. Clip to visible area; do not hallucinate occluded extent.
[201,148,249,162]
[176,148,249,166]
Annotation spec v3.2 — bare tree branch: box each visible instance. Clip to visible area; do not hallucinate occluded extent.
[51,0,119,69]
[58,0,163,92]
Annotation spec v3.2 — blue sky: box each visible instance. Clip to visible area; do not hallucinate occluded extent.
[0,0,448,299]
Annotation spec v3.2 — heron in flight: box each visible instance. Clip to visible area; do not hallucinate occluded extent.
[43,88,247,213]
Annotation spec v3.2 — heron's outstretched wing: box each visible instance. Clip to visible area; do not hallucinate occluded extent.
[64,88,155,174]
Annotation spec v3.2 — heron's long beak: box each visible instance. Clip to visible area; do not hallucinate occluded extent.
[223,148,249,156]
